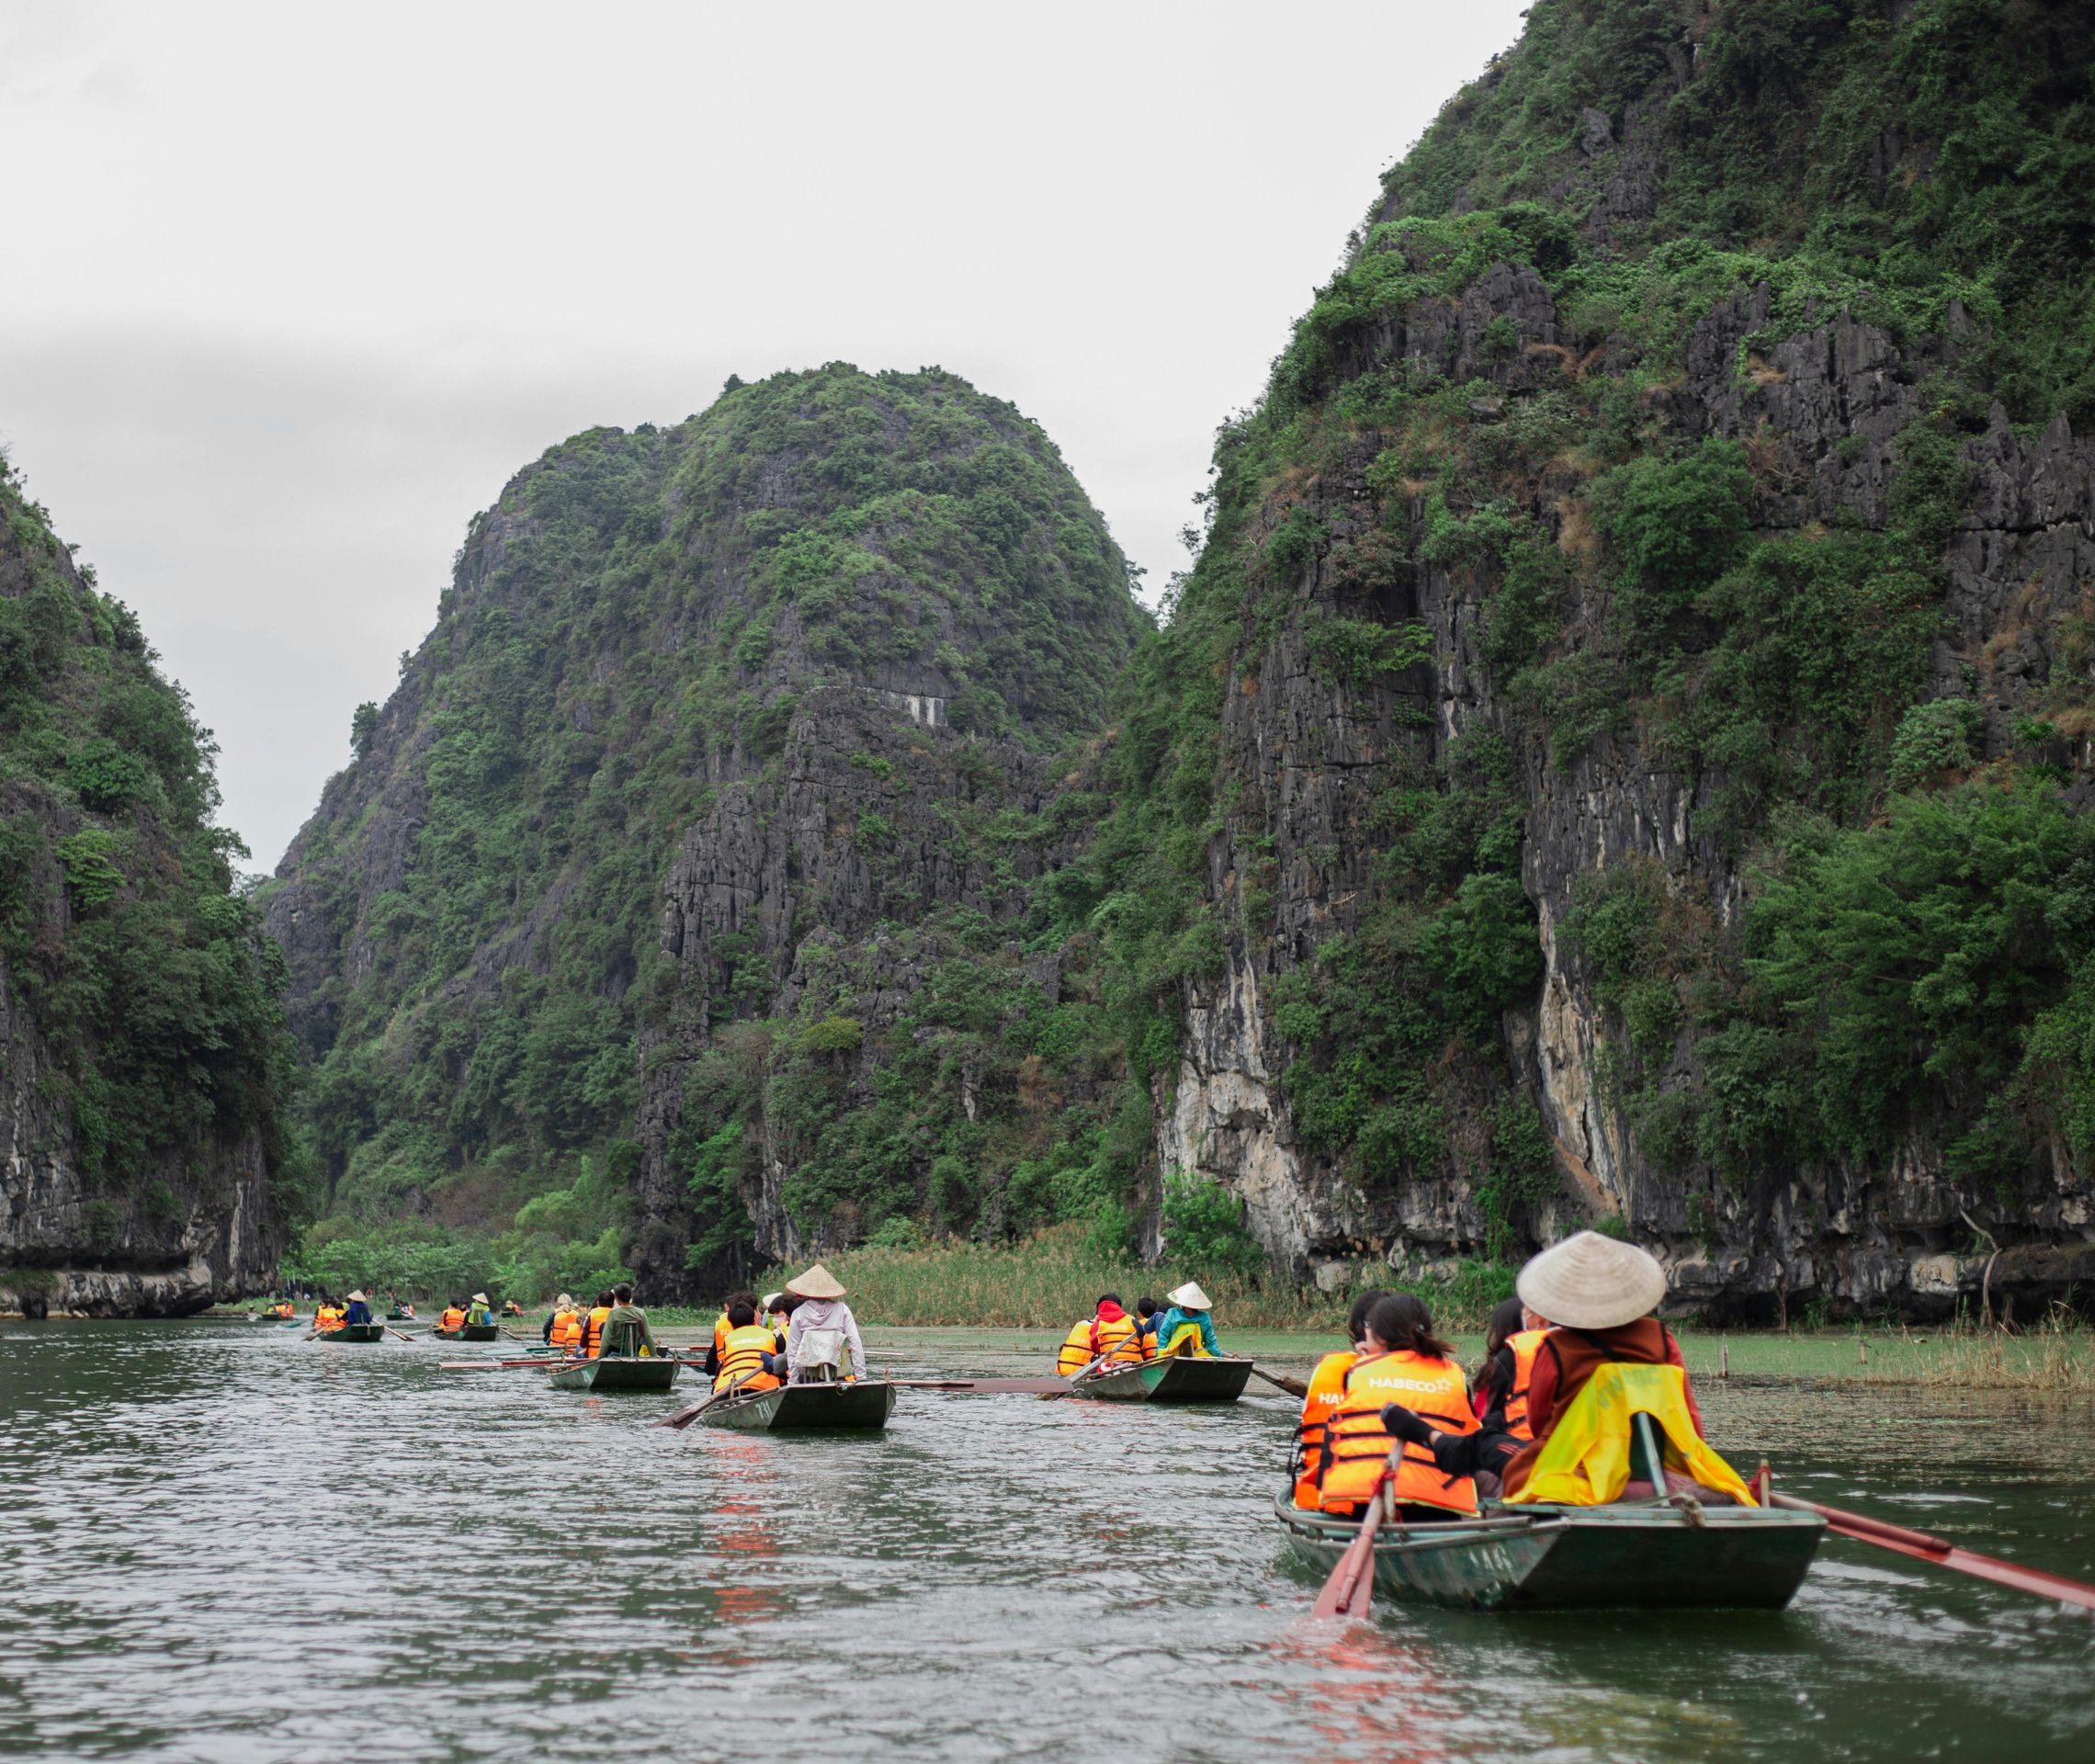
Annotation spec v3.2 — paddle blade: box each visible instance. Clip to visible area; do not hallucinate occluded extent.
[1311,1492,1383,1620]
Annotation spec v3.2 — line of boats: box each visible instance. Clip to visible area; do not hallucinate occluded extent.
[297,1327,1829,1610]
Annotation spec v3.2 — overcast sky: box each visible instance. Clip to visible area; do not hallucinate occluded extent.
[0,0,1530,871]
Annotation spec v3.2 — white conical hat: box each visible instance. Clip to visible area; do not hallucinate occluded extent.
[787,1263,846,1300]
[347,1291,367,1303]
[470,1292,489,1304]
[1516,1231,1667,1330]
[1167,1282,1212,1310]
[760,1292,784,1311]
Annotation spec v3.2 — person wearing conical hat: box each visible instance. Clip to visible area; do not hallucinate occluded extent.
[1381,1230,1745,1506]
[464,1292,495,1329]
[1151,1281,1220,1360]
[343,1290,373,1327]
[782,1263,866,1383]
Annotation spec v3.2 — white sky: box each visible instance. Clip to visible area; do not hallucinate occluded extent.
[0,0,1530,871]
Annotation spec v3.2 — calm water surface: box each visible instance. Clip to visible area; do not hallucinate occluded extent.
[3,1320,2091,1762]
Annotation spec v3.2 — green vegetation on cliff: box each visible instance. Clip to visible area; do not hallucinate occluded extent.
[0,452,297,1209]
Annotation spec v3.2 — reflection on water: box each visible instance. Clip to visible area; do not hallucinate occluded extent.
[2,1322,2090,1762]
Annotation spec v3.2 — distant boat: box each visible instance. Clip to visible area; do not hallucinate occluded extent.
[433,1325,500,1341]
[1068,1355,1252,1404]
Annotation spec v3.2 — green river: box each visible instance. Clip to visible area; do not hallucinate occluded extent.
[3,1320,2091,1761]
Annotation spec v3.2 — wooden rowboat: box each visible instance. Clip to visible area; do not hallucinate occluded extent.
[546,1356,681,1392]
[1274,1492,1824,1611]
[1069,1354,1254,1403]
[700,1380,896,1431]
[319,1324,387,1343]
[432,1325,501,1341]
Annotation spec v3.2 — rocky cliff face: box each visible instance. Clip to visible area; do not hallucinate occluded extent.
[1136,0,2095,1318]
[0,458,291,1315]
[266,368,1147,1298]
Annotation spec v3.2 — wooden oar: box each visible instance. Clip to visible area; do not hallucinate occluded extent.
[655,1372,756,1431]
[1250,1365,1309,1399]
[887,1377,1075,1394]
[1768,1492,2095,1610]
[1311,1470,1391,1620]
[386,1327,418,1343]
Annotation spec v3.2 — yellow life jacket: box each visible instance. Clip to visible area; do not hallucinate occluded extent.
[1162,1319,1213,1359]
[1503,1362,1757,1508]
[316,1306,341,1331]
[715,1324,782,1393]
[1054,1312,1138,1375]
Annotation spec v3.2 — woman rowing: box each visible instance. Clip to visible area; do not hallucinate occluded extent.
[782,1264,866,1383]
[1151,1283,1221,1358]
[1381,1232,1753,1507]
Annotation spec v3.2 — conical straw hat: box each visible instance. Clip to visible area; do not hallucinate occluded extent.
[760,1292,784,1311]
[470,1292,489,1304]
[1167,1282,1212,1310]
[787,1263,846,1300]
[1516,1230,1667,1330]
[347,1290,367,1303]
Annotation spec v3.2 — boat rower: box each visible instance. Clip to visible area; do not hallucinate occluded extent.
[782,1264,866,1383]
[1381,1232,1754,1508]
[464,1293,494,1328]
[1152,1283,1221,1358]
[595,1283,657,1357]
[343,1290,373,1327]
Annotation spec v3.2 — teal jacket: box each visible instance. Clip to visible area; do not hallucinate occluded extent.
[1153,1306,1220,1356]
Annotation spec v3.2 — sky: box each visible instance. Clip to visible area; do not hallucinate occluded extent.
[0,0,1532,872]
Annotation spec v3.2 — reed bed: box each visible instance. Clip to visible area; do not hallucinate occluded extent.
[1678,1310,2095,1393]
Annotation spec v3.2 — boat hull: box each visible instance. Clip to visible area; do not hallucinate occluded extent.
[1070,1355,1253,1404]
[701,1381,896,1431]
[547,1357,681,1392]
[1274,1494,1824,1611]
[321,1324,387,1343]
[432,1325,501,1341]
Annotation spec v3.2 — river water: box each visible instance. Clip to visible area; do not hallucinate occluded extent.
[3,1320,2090,1762]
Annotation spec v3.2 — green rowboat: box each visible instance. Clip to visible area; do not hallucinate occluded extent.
[320,1324,387,1343]
[1274,1492,1824,1611]
[700,1380,896,1431]
[1069,1354,1254,1403]
[433,1325,501,1341]
[546,1356,681,1392]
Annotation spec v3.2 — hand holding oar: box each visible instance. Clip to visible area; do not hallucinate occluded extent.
[1768,1491,2095,1611]
[1311,1464,1393,1620]
[655,1371,755,1431]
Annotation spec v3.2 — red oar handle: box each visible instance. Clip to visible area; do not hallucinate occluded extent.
[1768,1493,1952,1553]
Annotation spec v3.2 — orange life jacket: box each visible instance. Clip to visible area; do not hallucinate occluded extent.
[1501,1329,1548,1442]
[549,1308,579,1349]
[316,1306,342,1331]
[1291,1348,1357,1510]
[1315,1349,1479,1518]
[584,1306,612,1359]
[1055,1310,1138,1375]
[713,1311,732,1358]
[714,1324,783,1393]
[439,1307,466,1331]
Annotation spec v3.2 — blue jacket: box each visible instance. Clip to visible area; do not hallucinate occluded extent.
[344,1299,372,1325]
[1153,1306,1219,1356]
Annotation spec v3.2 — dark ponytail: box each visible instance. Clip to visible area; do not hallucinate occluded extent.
[1363,1293,1454,1362]
[1344,1288,1392,1345]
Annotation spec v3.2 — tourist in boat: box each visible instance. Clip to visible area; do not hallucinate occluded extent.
[1381,1232,1752,1507]
[1307,1293,1479,1521]
[1152,1283,1221,1358]
[1054,1294,1141,1375]
[543,1293,579,1348]
[595,1283,657,1357]
[269,1299,295,1319]
[714,1298,784,1393]
[438,1299,467,1332]
[502,1299,523,1317]
[706,1291,760,1376]
[760,1291,793,1345]
[342,1290,373,1327]
[581,1289,615,1359]
[313,1298,343,1332]
[1470,1295,1551,1442]
[464,1293,495,1328]
[782,1263,866,1382]
[1132,1295,1161,1359]
[1289,1288,1389,1510]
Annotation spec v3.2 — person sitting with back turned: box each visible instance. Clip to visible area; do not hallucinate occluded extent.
[1055,1293,1139,1375]
[714,1299,784,1394]
[343,1290,373,1328]
[707,1292,759,1378]
[782,1263,867,1383]
[1383,1232,1752,1507]
[582,1289,615,1360]
[439,1299,466,1332]
[1308,1293,1479,1521]
[595,1282,656,1358]
[465,1293,495,1328]
[1288,1288,1389,1510]
[1132,1296,1161,1360]
[543,1293,579,1348]
[1151,1283,1221,1358]
[1470,1295,1553,1446]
